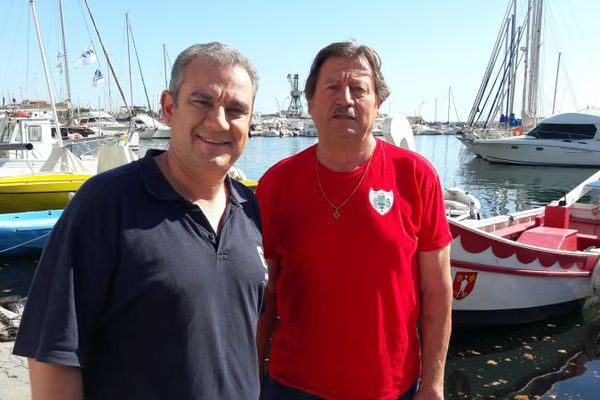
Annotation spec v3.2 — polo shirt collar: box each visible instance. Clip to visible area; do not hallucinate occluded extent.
[139,149,246,206]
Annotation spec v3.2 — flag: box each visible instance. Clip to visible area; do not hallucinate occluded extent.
[75,43,98,68]
[92,69,105,87]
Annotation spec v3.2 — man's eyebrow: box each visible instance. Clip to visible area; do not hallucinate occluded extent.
[189,91,213,100]
[228,98,251,112]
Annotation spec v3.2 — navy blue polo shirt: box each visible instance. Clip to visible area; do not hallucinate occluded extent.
[14,149,267,399]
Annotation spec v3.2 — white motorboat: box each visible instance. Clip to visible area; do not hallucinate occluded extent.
[77,111,129,136]
[133,114,170,140]
[461,113,600,167]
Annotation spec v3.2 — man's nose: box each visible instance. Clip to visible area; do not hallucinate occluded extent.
[337,86,353,105]
[205,107,229,131]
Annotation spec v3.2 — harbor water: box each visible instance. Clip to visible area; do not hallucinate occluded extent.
[2,134,599,399]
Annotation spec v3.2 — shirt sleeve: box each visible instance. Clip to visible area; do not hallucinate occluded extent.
[13,189,117,367]
[417,164,452,252]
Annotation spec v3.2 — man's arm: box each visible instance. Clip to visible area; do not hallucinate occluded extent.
[256,258,280,383]
[415,244,452,400]
[28,359,83,400]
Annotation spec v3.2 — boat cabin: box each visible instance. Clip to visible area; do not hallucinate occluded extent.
[526,113,600,141]
[0,116,55,161]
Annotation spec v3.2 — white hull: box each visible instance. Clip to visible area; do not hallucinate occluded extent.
[464,136,600,167]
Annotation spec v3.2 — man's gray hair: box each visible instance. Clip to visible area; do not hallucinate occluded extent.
[169,42,259,103]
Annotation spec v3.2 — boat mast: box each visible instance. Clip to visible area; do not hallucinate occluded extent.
[29,0,63,147]
[447,86,451,124]
[551,52,561,115]
[521,0,532,120]
[163,44,168,91]
[82,0,132,116]
[126,12,133,108]
[58,0,72,123]
[527,0,543,124]
[507,0,517,122]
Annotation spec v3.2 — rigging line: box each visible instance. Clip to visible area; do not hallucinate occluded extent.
[1,0,26,93]
[467,0,514,125]
[0,232,51,254]
[76,0,97,54]
[128,18,153,115]
[566,0,594,68]
[0,0,17,50]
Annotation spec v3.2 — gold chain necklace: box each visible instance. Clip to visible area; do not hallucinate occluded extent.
[316,152,373,219]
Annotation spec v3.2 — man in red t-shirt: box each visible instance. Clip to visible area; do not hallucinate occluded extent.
[256,41,452,400]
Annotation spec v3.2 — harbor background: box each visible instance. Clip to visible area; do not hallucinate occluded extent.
[1,135,599,399]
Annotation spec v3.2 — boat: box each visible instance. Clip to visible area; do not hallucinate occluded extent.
[458,0,543,143]
[135,114,170,140]
[0,209,62,257]
[460,112,600,167]
[443,187,481,221]
[77,111,129,136]
[0,112,102,177]
[450,169,600,326]
[0,173,90,213]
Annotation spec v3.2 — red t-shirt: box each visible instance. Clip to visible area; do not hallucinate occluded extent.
[256,139,451,400]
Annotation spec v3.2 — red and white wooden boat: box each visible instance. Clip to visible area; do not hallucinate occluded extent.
[450,170,600,326]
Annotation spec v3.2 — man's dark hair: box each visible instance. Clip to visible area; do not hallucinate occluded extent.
[304,41,390,103]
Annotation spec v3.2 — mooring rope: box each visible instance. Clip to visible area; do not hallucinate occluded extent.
[0,231,51,254]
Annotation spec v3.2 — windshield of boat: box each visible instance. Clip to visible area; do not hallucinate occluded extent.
[526,123,597,140]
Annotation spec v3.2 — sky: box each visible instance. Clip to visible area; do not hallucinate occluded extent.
[1,0,599,122]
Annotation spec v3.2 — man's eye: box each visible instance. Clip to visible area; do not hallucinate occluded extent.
[193,100,211,107]
[227,108,247,116]
[352,86,366,94]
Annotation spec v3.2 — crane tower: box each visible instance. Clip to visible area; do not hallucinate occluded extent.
[286,73,303,117]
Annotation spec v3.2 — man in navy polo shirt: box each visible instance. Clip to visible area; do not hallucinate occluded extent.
[14,42,266,399]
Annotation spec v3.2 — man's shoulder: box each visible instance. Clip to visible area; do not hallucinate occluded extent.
[379,139,438,176]
[262,144,315,179]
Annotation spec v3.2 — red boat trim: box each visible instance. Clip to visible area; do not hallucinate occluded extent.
[451,260,591,277]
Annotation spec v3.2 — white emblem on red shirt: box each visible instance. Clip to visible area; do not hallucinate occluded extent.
[369,189,394,216]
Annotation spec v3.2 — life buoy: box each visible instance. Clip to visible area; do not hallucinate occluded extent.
[512,127,524,136]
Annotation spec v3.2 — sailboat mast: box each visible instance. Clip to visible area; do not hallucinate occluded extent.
[521,0,532,120]
[82,0,131,115]
[163,44,168,91]
[29,0,63,147]
[551,52,562,115]
[507,0,517,120]
[527,0,543,124]
[126,12,133,108]
[447,86,451,124]
[58,0,72,122]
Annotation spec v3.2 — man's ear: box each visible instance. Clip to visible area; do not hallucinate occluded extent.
[307,98,313,116]
[160,90,176,126]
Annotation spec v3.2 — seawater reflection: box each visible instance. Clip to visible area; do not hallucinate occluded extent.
[128,135,600,397]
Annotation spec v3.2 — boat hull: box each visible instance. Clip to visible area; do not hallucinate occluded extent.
[464,137,600,167]
[0,209,62,256]
[0,173,91,212]
[449,217,599,326]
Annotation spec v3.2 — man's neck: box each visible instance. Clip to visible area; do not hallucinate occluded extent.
[316,135,377,172]
[156,151,227,202]
[156,151,230,234]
